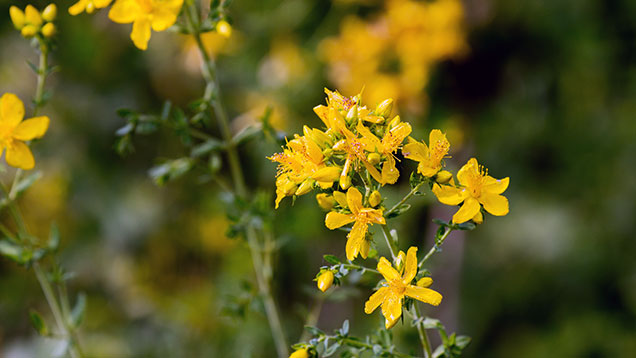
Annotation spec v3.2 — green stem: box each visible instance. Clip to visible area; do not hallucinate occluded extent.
[380,224,398,261]
[413,304,433,358]
[418,227,452,268]
[185,5,288,357]
[33,38,49,116]
[384,181,425,218]
[340,263,380,275]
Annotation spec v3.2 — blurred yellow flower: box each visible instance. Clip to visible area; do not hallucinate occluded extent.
[402,129,450,177]
[69,0,113,15]
[325,187,385,261]
[0,93,49,170]
[289,348,310,358]
[432,158,510,224]
[365,246,442,329]
[108,0,183,50]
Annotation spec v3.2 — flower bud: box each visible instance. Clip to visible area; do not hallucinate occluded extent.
[435,170,452,184]
[216,20,232,38]
[367,153,381,166]
[21,24,38,38]
[333,191,347,208]
[388,115,401,128]
[375,98,393,118]
[345,104,358,123]
[339,175,351,190]
[295,179,314,196]
[316,193,335,211]
[317,271,334,292]
[25,5,42,27]
[86,2,96,14]
[41,23,56,38]
[368,190,382,207]
[42,4,57,22]
[9,6,25,29]
[282,179,298,196]
[395,250,406,272]
[417,277,433,288]
[289,348,310,358]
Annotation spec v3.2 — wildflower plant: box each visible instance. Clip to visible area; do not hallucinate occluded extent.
[1,4,85,357]
[274,89,509,357]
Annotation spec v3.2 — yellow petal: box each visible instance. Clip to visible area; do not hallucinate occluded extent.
[402,141,427,162]
[472,211,483,224]
[377,257,401,281]
[405,286,442,306]
[345,221,367,260]
[6,141,35,170]
[12,116,49,141]
[333,191,348,208]
[402,246,418,283]
[417,277,433,288]
[381,156,399,184]
[479,193,509,216]
[365,287,390,314]
[355,121,381,151]
[325,212,355,229]
[383,122,412,152]
[151,8,178,32]
[381,291,403,329]
[346,187,363,215]
[0,93,25,128]
[108,0,138,23]
[311,166,340,182]
[313,105,330,128]
[428,129,448,149]
[94,0,114,7]
[452,197,481,224]
[432,183,465,206]
[25,5,42,27]
[131,17,151,50]
[483,176,509,195]
[363,161,383,183]
[456,158,479,187]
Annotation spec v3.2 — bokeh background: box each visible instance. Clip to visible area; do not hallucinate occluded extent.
[1,0,635,357]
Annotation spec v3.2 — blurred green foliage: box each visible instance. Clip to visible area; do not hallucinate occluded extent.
[0,0,635,357]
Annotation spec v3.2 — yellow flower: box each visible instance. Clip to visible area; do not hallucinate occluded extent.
[325,187,385,261]
[41,4,57,22]
[9,6,26,29]
[317,270,334,292]
[364,246,442,329]
[269,135,340,208]
[69,0,113,15]
[0,93,49,170]
[108,0,183,50]
[289,348,310,358]
[215,20,232,38]
[402,129,450,177]
[432,158,509,224]
[357,120,412,184]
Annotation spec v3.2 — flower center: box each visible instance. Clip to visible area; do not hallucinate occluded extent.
[429,139,449,163]
[465,163,487,198]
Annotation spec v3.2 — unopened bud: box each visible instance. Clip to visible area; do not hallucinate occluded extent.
[9,6,25,29]
[216,20,232,38]
[368,190,382,207]
[282,179,297,196]
[375,98,393,118]
[339,175,351,190]
[367,153,381,166]
[316,193,335,211]
[317,271,334,292]
[41,22,56,38]
[86,2,95,13]
[395,251,406,272]
[435,170,452,184]
[24,5,42,27]
[295,179,314,196]
[388,115,401,128]
[345,104,358,123]
[417,277,433,288]
[21,24,38,38]
[289,348,310,358]
[42,4,57,22]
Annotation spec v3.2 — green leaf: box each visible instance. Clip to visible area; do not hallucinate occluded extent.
[149,158,193,186]
[386,204,411,219]
[209,153,222,174]
[231,125,262,146]
[455,335,471,349]
[304,325,325,337]
[29,310,48,336]
[48,223,60,252]
[71,293,86,327]
[191,139,224,158]
[323,342,340,357]
[422,318,442,329]
[455,222,476,231]
[340,320,349,336]
[14,171,43,198]
[323,255,341,265]
[0,240,27,264]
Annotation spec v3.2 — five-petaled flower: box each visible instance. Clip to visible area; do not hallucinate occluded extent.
[108,0,183,50]
[365,246,442,329]
[402,129,450,177]
[325,187,385,261]
[0,93,49,170]
[432,157,509,224]
[357,119,412,184]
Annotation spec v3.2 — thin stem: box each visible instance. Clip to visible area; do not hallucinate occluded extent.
[418,227,452,268]
[340,263,380,275]
[380,225,397,261]
[33,38,49,116]
[384,181,425,218]
[185,5,288,356]
[412,304,433,358]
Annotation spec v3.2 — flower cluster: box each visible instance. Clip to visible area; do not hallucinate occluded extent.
[271,89,509,334]
[9,4,57,38]
[319,0,467,114]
